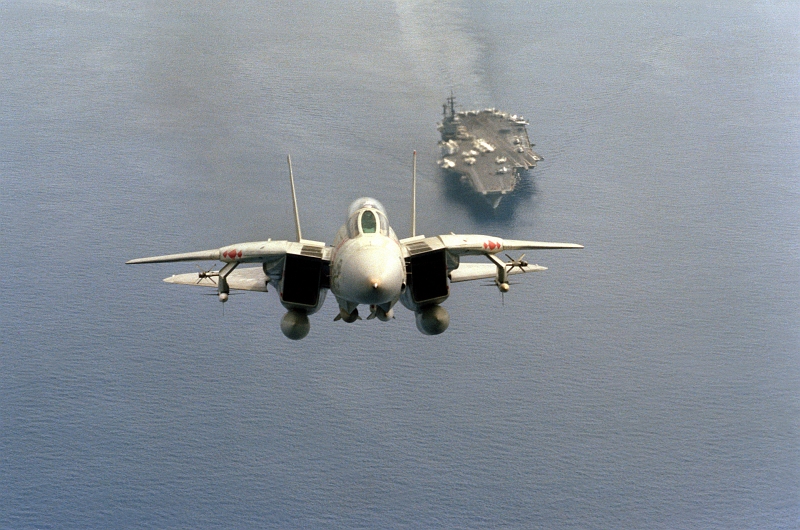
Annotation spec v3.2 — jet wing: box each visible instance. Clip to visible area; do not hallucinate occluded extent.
[128,240,331,268]
[128,239,330,295]
[449,262,547,283]
[400,234,583,257]
[126,240,330,265]
[163,266,270,291]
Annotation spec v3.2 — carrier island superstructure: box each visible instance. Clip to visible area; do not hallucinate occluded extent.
[437,95,542,208]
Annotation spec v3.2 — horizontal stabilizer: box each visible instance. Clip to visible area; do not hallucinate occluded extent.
[449,262,547,283]
[163,266,270,292]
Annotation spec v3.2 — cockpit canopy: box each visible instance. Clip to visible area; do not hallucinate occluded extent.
[346,197,389,238]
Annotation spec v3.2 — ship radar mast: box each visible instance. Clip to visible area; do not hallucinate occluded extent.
[445,92,456,120]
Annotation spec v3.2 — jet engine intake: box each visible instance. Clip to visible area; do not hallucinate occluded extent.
[407,250,449,304]
[280,253,326,313]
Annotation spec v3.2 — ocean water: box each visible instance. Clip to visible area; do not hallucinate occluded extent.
[1,1,798,528]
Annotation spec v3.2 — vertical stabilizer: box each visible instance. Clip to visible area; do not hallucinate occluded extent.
[411,150,417,238]
[287,155,302,242]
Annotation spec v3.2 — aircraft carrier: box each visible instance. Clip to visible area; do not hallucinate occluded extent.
[437,95,542,208]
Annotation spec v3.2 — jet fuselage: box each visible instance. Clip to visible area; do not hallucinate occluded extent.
[330,198,405,317]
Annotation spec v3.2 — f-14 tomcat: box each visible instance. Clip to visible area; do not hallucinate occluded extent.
[127,155,582,339]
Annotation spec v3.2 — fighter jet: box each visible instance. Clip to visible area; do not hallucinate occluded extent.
[127,154,582,339]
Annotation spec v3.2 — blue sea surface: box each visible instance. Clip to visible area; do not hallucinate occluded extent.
[1,1,798,528]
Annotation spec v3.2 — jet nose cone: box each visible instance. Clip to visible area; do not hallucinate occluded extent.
[331,235,406,305]
[358,272,399,305]
[335,244,404,305]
